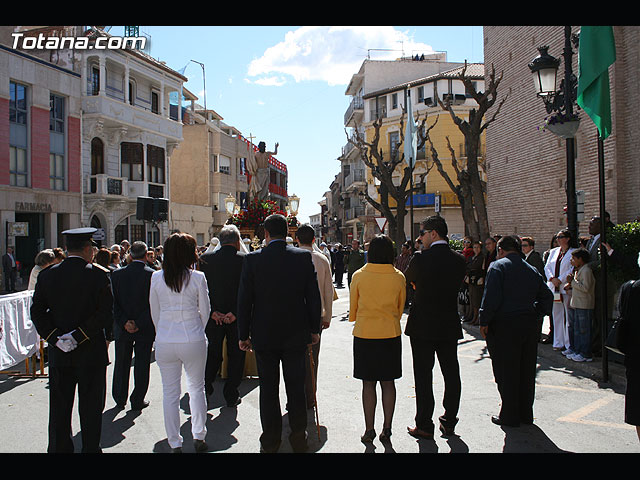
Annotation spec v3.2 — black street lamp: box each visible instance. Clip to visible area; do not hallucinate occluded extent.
[529,26,580,241]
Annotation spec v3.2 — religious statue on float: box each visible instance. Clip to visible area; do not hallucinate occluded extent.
[247,141,278,202]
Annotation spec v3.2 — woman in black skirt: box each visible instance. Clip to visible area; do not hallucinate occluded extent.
[349,235,406,443]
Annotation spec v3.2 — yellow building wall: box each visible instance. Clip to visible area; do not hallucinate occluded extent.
[365,110,485,209]
[169,124,211,206]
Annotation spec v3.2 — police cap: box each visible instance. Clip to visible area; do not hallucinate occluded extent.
[62,227,98,250]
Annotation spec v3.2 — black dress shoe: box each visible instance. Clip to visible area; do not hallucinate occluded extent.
[131,400,150,411]
[194,439,209,453]
[491,415,519,427]
[260,441,281,453]
[438,416,457,436]
[226,397,242,408]
[407,426,434,439]
[290,432,309,453]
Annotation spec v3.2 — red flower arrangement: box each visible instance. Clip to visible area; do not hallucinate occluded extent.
[228,198,297,229]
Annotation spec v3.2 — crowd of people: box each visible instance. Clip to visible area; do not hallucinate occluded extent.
[16,211,640,452]
[337,214,639,442]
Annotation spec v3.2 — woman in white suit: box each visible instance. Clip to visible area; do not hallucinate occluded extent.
[544,229,577,351]
[150,233,211,453]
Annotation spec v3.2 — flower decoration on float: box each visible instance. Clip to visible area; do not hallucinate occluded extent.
[227,198,294,228]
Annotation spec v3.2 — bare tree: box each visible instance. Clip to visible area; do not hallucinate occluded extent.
[348,108,434,250]
[423,62,507,242]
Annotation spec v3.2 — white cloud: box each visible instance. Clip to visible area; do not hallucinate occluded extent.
[252,76,287,87]
[246,26,435,86]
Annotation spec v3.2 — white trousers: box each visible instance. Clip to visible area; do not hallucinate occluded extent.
[552,294,571,350]
[155,341,208,448]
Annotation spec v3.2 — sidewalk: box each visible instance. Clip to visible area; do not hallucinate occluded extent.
[462,316,627,388]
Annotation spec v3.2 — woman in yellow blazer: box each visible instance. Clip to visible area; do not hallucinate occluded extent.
[349,234,406,444]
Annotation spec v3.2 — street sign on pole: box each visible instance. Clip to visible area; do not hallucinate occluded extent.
[375,217,387,233]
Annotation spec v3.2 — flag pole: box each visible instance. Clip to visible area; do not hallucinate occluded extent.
[597,133,609,382]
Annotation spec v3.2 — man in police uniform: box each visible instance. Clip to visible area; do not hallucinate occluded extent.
[30,227,113,453]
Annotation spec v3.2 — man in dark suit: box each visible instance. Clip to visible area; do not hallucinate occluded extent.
[521,236,546,342]
[198,224,246,407]
[237,214,322,453]
[404,216,467,438]
[586,216,602,269]
[479,235,554,427]
[586,216,604,355]
[30,228,113,453]
[2,246,18,293]
[110,241,155,411]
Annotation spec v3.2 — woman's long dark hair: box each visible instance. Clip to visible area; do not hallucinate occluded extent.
[162,233,198,293]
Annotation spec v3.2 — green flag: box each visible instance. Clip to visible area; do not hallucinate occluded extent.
[577,26,616,139]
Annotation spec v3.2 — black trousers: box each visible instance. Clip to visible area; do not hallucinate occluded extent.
[204,321,246,403]
[112,338,153,408]
[409,336,461,433]
[486,318,538,426]
[254,346,308,451]
[3,268,16,292]
[48,363,106,453]
[334,266,344,286]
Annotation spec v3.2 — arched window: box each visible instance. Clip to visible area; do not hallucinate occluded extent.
[91,137,104,175]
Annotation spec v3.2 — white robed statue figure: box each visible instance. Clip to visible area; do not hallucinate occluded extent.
[247,141,278,201]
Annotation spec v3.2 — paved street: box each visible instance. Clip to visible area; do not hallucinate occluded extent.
[0,285,637,453]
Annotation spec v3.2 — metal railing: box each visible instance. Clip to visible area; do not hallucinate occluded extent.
[344,96,364,125]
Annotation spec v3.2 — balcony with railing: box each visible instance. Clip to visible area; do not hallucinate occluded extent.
[343,169,366,190]
[85,174,127,197]
[344,96,364,127]
[82,91,183,142]
[345,205,365,221]
[369,104,387,121]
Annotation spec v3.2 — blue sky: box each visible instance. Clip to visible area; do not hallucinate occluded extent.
[110,26,484,222]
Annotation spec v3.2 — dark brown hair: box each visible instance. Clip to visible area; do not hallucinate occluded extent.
[367,234,395,264]
[162,233,198,293]
[95,248,111,268]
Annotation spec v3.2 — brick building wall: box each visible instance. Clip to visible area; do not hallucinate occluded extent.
[483,26,640,249]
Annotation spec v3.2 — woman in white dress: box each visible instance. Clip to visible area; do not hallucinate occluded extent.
[544,229,577,351]
[150,232,211,453]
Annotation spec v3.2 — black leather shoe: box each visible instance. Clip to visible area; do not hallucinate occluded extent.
[226,397,242,408]
[290,432,309,453]
[131,400,150,411]
[260,441,281,453]
[491,415,519,427]
[407,426,434,439]
[438,416,456,436]
[194,439,208,453]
